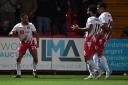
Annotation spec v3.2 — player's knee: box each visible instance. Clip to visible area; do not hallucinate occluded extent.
[16,57,22,63]
[33,57,38,63]
[97,52,103,57]
[84,55,89,63]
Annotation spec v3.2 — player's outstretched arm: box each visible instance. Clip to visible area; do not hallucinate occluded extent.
[71,24,88,31]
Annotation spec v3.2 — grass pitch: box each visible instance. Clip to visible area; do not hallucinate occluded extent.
[0,75,128,85]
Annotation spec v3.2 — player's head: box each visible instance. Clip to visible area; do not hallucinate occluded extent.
[20,13,29,25]
[87,4,97,16]
[97,2,107,13]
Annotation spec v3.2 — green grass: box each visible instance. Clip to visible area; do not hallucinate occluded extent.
[0,75,128,85]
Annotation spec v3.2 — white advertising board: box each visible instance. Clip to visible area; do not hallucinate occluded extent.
[0,38,86,71]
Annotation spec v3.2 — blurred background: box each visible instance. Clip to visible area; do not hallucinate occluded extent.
[0,0,127,38]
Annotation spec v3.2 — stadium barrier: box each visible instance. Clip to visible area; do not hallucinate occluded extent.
[0,38,128,74]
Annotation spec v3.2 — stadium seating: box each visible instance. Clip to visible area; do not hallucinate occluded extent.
[104,0,128,38]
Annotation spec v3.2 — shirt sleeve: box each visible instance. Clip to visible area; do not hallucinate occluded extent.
[99,14,107,24]
[11,24,18,32]
[86,18,92,28]
[31,23,37,32]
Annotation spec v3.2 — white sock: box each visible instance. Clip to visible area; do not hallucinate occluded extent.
[87,63,94,76]
[93,54,101,73]
[33,62,37,71]
[16,63,21,75]
[93,53,99,69]
[100,55,110,73]
[87,59,101,76]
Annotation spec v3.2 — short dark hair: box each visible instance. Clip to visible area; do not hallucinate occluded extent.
[98,2,107,9]
[88,4,97,14]
[20,13,28,18]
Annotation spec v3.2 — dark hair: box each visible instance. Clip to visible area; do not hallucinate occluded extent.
[88,4,97,14]
[98,2,107,9]
[20,13,28,18]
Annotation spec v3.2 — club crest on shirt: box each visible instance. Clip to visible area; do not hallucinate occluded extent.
[27,26,30,29]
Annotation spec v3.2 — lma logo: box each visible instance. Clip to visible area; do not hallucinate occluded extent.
[41,39,82,61]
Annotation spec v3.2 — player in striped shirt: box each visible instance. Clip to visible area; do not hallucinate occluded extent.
[93,2,113,79]
[72,4,102,79]
[9,14,39,78]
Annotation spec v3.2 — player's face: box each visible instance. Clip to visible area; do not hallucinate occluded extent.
[87,8,91,16]
[97,5,102,14]
[87,8,93,16]
[21,15,29,25]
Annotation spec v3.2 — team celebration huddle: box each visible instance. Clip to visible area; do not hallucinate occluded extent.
[71,2,112,79]
[8,2,112,79]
